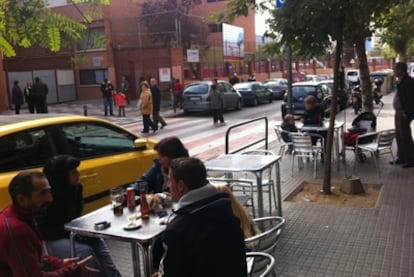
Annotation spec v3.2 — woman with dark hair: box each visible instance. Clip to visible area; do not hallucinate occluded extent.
[38,155,121,277]
[133,136,189,193]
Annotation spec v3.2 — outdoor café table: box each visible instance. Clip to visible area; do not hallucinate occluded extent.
[297,121,345,169]
[65,205,167,277]
[204,154,282,217]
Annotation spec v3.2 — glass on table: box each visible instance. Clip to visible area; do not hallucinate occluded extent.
[110,187,125,216]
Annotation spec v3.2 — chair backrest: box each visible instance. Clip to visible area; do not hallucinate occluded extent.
[246,252,275,277]
[245,216,285,254]
[274,126,293,144]
[377,129,395,148]
[290,132,314,153]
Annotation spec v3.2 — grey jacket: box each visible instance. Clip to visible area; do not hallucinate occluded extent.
[207,87,224,109]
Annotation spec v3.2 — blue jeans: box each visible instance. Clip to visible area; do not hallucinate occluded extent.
[103,97,113,116]
[44,238,121,277]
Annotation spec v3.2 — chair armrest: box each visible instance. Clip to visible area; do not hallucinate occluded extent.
[356,131,377,146]
[245,252,275,277]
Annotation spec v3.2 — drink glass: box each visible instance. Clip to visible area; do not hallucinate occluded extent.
[110,187,125,216]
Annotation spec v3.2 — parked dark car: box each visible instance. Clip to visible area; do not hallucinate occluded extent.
[233,82,273,106]
[263,78,288,100]
[281,81,332,118]
[182,80,243,114]
[319,79,350,111]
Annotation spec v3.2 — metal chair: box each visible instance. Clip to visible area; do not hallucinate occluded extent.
[237,150,278,216]
[355,129,396,177]
[245,216,285,254]
[273,125,294,158]
[290,132,324,179]
[246,252,276,277]
[208,177,256,217]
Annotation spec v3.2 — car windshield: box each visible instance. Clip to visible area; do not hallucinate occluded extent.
[292,86,316,98]
[184,84,209,94]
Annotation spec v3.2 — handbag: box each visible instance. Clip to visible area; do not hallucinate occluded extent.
[136,99,142,109]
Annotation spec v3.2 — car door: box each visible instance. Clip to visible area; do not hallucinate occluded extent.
[222,82,237,109]
[60,122,155,212]
[0,127,60,207]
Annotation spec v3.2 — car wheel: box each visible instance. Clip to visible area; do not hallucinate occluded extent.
[235,100,242,110]
[253,97,258,106]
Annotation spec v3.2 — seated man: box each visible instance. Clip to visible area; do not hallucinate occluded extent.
[0,170,98,276]
[152,157,247,277]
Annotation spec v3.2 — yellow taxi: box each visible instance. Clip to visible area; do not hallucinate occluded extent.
[0,114,158,212]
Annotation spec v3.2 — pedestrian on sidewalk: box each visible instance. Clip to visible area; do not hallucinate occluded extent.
[172,78,183,113]
[121,75,130,105]
[140,81,156,134]
[391,62,414,168]
[100,79,114,116]
[24,81,34,113]
[11,80,24,114]
[207,79,225,125]
[114,90,126,117]
[150,77,167,130]
[32,77,49,113]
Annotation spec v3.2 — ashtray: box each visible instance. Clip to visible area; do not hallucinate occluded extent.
[123,223,141,231]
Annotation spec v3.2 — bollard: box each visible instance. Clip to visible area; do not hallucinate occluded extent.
[83,105,88,116]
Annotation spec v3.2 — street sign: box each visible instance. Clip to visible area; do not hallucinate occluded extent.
[276,0,285,9]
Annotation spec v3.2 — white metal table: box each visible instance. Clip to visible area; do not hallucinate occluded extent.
[297,121,345,168]
[204,154,282,217]
[65,205,167,277]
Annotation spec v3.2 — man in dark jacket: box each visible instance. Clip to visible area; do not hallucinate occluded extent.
[150,78,167,130]
[392,62,414,168]
[153,157,247,277]
[11,80,24,114]
[100,79,114,116]
[32,77,49,113]
[0,170,97,276]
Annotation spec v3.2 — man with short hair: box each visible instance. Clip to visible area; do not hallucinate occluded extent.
[0,170,98,276]
[392,62,414,168]
[153,157,247,277]
[150,78,167,130]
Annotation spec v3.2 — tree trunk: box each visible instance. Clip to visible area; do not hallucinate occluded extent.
[355,36,373,112]
[322,20,343,194]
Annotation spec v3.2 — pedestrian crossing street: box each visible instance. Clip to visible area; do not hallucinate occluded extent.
[119,114,280,161]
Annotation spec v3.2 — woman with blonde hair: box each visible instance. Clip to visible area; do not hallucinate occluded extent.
[215,185,260,239]
[140,81,155,134]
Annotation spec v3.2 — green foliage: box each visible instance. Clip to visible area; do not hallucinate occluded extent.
[378,1,414,61]
[0,0,111,57]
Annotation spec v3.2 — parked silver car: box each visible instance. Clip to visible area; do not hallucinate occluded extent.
[182,80,243,114]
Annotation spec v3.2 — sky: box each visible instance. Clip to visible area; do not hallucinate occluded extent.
[255,2,273,36]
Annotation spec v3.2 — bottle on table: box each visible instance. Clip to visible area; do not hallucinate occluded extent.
[140,182,150,220]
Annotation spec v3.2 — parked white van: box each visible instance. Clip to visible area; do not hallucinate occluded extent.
[346,69,360,84]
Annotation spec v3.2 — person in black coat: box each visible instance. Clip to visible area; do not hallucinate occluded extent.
[392,62,414,168]
[152,157,247,277]
[150,78,167,130]
[133,136,189,194]
[37,155,121,277]
[31,77,48,113]
[11,80,24,114]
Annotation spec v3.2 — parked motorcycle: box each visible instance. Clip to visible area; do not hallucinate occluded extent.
[351,85,362,114]
[373,78,384,108]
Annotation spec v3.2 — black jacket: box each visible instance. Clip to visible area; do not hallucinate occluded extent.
[151,85,161,112]
[159,192,247,277]
[397,74,414,120]
[134,159,166,194]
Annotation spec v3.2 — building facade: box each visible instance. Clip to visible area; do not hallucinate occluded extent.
[1,0,256,111]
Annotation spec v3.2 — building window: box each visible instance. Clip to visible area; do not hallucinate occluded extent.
[79,69,108,85]
[77,27,106,50]
[209,24,223,33]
